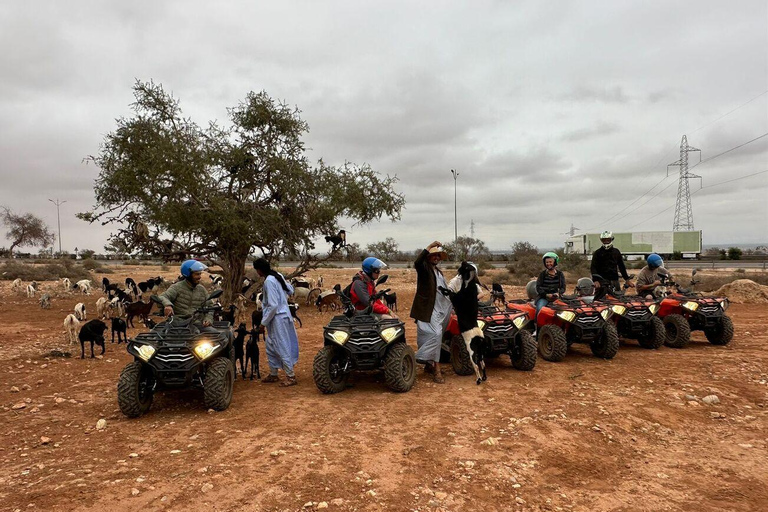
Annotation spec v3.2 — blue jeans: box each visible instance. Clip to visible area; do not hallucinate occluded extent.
[534,298,549,322]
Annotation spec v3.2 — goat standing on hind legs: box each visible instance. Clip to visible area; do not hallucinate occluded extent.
[324,229,347,252]
[439,261,488,385]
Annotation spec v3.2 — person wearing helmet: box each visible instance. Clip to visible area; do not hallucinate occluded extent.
[159,259,214,325]
[349,257,396,318]
[535,252,566,319]
[636,253,671,299]
[590,230,634,294]
[411,240,451,383]
[575,277,596,303]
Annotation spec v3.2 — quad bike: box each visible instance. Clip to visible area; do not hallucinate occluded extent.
[655,270,733,348]
[117,290,235,417]
[507,292,618,362]
[443,302,537,376]
[593,275,665,349]
[312,275,416,394]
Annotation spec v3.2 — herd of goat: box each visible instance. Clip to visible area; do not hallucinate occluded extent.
[7,271,399,359]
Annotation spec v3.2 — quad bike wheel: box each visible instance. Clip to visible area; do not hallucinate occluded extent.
[537,324,568,362]
[638,316,666,349]
[312,345,350,394]
[383,342,416,392]
[450,335,474,375]
[704,315,734,346]
[117,361,153,418]
[663,314,691,349]
[204,357,235,411]
[591,322,619,359]
[511,330,537,371]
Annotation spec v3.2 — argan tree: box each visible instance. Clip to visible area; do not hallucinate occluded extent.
[79,81,404,302]
[445,236,491,262]
[1,207,55,258]
[365,237,400,261]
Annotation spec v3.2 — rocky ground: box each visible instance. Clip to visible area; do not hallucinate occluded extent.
[1,266,766,512]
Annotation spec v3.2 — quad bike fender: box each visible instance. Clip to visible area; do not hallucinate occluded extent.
[657,298,683,317]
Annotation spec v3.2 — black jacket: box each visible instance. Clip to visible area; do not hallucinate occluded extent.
[591,246,629,282]
[536,270,565,299]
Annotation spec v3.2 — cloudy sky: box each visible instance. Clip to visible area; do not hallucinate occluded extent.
[1,1,766,255]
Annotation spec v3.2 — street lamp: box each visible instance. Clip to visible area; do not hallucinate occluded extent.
[450,169,459,243]
[48,198,66,256]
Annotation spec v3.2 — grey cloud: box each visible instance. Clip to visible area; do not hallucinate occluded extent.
[561,122,621,142]
[560,85,631,104]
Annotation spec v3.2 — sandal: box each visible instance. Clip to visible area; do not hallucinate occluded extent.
[280,376,298,387]
[424,362,435,374]
[433,372,445,384]
[262,374,280,383]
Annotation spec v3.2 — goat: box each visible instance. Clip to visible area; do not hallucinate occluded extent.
[291,277,311,289]
[73,279,92,295]
[246,326,262,380]
[233,323,248,379]
[61,277,71,291]
[306,287,322,306]
[291,286,311,304]
[138,277,163,295]
[78,319,107,358]
[26,281,38,298]
[491,282,506,307]
[39,293,51,309]
[241,277,254,295]
[125,278,139,300]
[220,305,237,325]
[95,297,109,320]
[108,287,132,304]
[74,302,86,321]
[439,261,488,385]
[233,294,248,326]
[210,274,224,289]
[315,291,341,312]
[12,278,23,293]
[111,317,127,344]
[63,314,80,344]
[289,302,302,328]
[125,300,154,328]
[101,277,111,292]
[109,297,126,319]
[384,291,398,312]
[142,318,157,329]
[324,229,346,251]
[317,276,324,289]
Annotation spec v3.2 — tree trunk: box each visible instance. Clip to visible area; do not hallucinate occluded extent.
[221,250,247,306]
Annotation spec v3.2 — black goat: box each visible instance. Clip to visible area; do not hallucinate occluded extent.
[111,318,127,344]
[233,323,248,379]
[491,282,506,306]
[79,319,107,359]
[384,291,398,312]
[246,328,262,380]
[125,278,139,298]
[324,229,346,251]
[102,277,110,292]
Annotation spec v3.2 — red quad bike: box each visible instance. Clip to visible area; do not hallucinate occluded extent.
[656,270,733,348]
[507,295,618,362]
[443,302,538,376]
[594,275,666,350]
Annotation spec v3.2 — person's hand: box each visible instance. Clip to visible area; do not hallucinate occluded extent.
[652,280,661,288]
[594,281,601,289]
[625,280,636,288]
[427,241,442,249]
[164,306,174,317]
[202,320,211,327]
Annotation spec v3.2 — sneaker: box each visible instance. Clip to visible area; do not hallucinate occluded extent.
[262,374,280,383]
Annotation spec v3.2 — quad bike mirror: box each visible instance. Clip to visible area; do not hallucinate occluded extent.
[207,289,223,301]
[376,274,389,286]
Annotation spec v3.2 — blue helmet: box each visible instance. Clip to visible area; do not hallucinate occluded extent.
[647,253,663,269]
[362,257,387,275]
[180,259,208,277]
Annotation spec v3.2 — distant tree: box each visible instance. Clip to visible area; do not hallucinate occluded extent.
[366,238,400,261]
[1,207,55,259]
[510,241,539,260]
[80,249,96,259]
[672,251,683,261]
[344,242,363,262]
[79,80,404,303]
[445,236,491,262]
[727,247,743,260]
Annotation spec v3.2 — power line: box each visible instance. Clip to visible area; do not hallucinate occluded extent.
[688,132,768,172]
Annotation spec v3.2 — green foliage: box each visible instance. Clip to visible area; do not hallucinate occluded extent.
[510,241,539,260]
[558,252,589,275]
[505,254,541,285]
[365,238,399,261]
[445,236,491,262]
[79,80,404,302]
[672,251,683,260]
[79,249,96,259]
[80,258,103,271]
[1,207,55,257]
[727,247,743,260]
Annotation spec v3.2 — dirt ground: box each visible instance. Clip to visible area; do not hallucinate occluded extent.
[1,266,766,512]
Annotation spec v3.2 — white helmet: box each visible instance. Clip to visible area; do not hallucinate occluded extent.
[600,230,614,249]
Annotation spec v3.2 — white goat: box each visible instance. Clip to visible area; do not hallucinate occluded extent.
[26,282,38,298]
[109,297,125,318]
[95,297,109,320]
[39,293,52,309]
[63,314,80,344]
[61,277,71,291]
[74,279,92,295]
[74,302,87,321]
[12,278,23,293]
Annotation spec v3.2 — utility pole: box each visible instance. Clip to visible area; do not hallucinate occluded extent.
[451,169,459,243]
[669,135,701,231]
[470,219,475,238]
[48,198,66,256]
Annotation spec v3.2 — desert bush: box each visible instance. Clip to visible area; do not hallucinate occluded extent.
[505,254,541,285]
[558,253,589,275]
[0,261,91,282]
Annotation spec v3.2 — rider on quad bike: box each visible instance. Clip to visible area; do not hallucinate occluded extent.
[655,269,733,348]
[117,260,236,417]
[312,259,416,394]
[588,272,666,350]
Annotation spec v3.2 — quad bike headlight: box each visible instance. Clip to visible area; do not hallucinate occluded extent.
[557,311,576,323]
[380,327,402,342]
[327,330,349,345]
[135,344,156,362]
[512,316,527,329]
[648,304,659,315]
[193,341,219,360]
[600,309,612,320]
[476,320,486,330]
[719,299,729,311]
[682,301,699,312]
[611,305,627,316]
